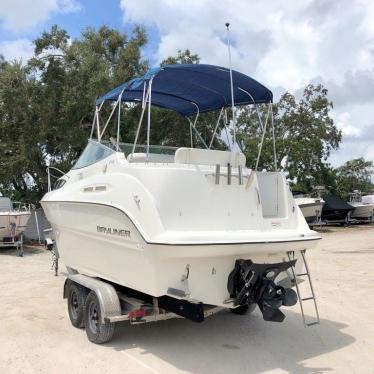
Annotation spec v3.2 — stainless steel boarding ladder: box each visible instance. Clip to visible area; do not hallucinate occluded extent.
[287,250,320,327]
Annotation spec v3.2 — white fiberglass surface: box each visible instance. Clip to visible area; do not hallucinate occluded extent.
[351,204,374,217]
[362,195,374,204]
[257,172,287,218]
[45,150,313,243]
[295,197,324,206]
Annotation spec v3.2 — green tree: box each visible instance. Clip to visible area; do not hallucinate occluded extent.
[0,60,42,202]
[161,49,200,66]
[0,25,148,204]
[236,84,342,192]
[335,158,374,197]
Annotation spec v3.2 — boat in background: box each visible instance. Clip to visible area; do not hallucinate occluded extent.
[293,191,325,226]
[321,195,354,224]
[362,194,374,205]
[348,191,374,221]
[0,196,32,256]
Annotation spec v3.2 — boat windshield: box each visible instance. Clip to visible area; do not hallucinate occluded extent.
[122,143,177,157]
[72,141,114,169]
[101,141,178,158]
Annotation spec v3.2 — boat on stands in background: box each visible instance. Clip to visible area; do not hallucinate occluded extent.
[0,196,32,256]
[292,190,325,226]
[321,195,354,225]
[348,191,374,222]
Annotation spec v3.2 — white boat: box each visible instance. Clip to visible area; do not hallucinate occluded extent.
[349,191,374,220]
[362,195,374,204]
[0,197,31,252]
[293,192,325,225]
[41,64,321,325]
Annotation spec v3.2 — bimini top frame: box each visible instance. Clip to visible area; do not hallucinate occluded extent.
[91,64,277,170]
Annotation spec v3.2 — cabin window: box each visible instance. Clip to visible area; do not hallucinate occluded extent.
[53,178,66,190]
[72,141,114,169]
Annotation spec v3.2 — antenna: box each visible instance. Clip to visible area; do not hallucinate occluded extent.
[225,22,236,145]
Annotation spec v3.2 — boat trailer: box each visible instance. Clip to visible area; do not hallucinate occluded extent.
[62,250,320,344]
[63,273,223,344]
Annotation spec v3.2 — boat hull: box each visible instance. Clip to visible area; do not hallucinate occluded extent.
[350,203,374,219]
[298,201,324,223]
[0,212,31,240]
[42,200,319,307]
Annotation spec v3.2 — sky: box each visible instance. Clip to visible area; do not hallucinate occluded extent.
[0,0,373,167]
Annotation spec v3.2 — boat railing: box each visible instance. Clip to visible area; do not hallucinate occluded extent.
[348,190,362,203]
[47,166,69,192]
[12,202,32,212]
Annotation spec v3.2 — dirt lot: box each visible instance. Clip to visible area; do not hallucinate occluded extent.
[0,225,373,374]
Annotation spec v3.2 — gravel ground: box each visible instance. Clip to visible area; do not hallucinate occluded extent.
[0,224,373,374]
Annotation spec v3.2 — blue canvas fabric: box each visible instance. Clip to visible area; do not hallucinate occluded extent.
[96,64,273,116]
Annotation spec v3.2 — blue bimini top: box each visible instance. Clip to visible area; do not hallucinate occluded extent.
[96,64,273,117]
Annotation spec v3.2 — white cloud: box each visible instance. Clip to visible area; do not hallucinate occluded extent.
[326,108,374,165]
[0,0,81,32]
[0,38,33,62]
[120,0,374,165]
[365,144,374,161]
[334,112,362,138]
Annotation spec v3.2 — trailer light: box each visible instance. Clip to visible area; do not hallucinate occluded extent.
[128,309,146,319]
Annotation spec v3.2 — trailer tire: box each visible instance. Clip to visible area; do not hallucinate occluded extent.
[84,291,115,344]
[230,303,256,315]
[67,283,87,328]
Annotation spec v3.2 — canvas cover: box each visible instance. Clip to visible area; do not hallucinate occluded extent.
[96,64,273,116]
[322,195,354,212]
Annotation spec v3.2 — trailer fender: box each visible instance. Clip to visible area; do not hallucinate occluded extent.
[64,274,121,323]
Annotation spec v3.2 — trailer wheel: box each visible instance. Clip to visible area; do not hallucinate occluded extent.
[67,283,86,328]
[84,291,115,344]
[230,303,256,315]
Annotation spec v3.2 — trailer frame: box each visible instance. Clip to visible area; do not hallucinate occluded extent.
[0,233,24,257]
[63,272,224,343]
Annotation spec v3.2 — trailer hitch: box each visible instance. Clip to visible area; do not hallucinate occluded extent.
[227,259,297,322]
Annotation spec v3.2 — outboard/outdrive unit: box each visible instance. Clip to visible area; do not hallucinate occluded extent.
[227,259,298,322]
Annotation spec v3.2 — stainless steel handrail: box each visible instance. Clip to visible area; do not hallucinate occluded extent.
[46,166,68,192]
